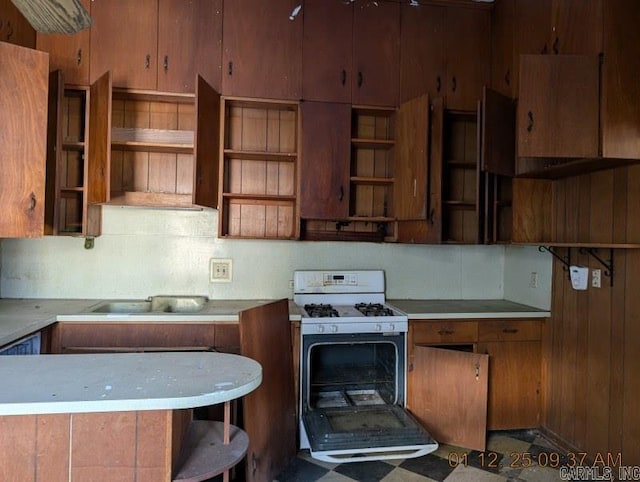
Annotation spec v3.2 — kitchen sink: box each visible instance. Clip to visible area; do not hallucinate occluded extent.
[91,296,208,314]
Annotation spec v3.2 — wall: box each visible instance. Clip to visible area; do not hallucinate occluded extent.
[504,245,552,310]
[0,206,548,303]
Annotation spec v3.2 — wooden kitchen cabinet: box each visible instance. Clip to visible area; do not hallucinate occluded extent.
[44,71,102,237]
[301,103,397,241]
[601,0,640,160]
[517,54,600,173]
[88,75,221,209]
[300,102,351,219]
[222,0,302,101]
[400,4,489,111]
[302,0,399,107]
[0,42,48,238]
[90,0,158,90]
[477,319,543,430]
[0,0,35,48]
[219,97,300,239]
[407,318,544,448]
[50,322,239,354]
[36,0,90,85]
[42,0,220,93]
[157,0,222,94]
[493,0,602,98]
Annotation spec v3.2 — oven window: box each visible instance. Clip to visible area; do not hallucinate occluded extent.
[307,341,398,410]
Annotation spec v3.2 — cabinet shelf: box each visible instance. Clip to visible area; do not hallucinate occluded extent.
[222,193,297,203]
[348,216,395,223]
[223,149,297,162]
[62,141,85,151]
[351,138,395,150]
[61,187,84,193]
[350,176,394,185]
[111,127,194,154]
[112,88,195,104]
[443,201,477,209]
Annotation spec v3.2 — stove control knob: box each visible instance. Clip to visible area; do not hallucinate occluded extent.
[389,323,395,331]
[317,325,325,333]
[331,325,338,333]
[375,323,382,332]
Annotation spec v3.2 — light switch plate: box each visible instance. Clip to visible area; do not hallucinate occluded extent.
[210,258,232,283]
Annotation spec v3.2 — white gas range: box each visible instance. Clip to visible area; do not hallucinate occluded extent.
[293,270,408,335]
[293,270,437,463]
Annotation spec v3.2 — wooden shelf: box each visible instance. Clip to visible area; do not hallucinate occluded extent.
[223,149,297,162]
[348,215,395,222]
[222,193,297,203]
[172,421,249,482]
[111,127,194,153]
[62,141,85,151]
[350,176,394,185]
[112,88,195,104]
[61,187,84,193]
[351,138,395,149]
[107,191,202,209]
[443,201,477,208]
[513,242,640,249]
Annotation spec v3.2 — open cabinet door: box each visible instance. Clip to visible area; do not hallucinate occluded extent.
[44,70,64,235]
[239,299,296,482]
[194,74,220,209]
[481,87,515,177]
[410,346,488,451]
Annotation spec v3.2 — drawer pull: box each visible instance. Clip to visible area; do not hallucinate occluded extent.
[438,329,454,336]
[502,328,519,334]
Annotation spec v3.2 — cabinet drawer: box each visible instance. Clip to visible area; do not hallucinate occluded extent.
[411,321,478,344]
[478,319,542,342]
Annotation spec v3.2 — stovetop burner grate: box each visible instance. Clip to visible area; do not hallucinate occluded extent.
[355,303,395,317]
[304,303,339,318]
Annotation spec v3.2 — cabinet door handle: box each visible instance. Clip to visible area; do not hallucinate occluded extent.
[357,71,363,88]
[553,36,559,54]
[341,69,346,86]
[451,76,457,93]
[438,329,454,335]
[144,54,150,69]
[163,55,169,72]
[29,192,36,211]
[77,48,82,66]
[5,20,13,41]
[436,75,441,93]
[502,328,519,334]
[527,111,534,132]
[541,43,548,55]
[413,179,417,197]
[475,362,480,380]
[429,208,435,225]
[339,186,344,201]
[504,69,510,86]
[228,61,233,76]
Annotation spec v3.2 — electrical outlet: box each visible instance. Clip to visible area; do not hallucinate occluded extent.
[592,268,601,288]
[529,272,539,288]
[210,258,232,283]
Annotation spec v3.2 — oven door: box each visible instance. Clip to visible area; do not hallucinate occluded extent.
[300,332,438,463]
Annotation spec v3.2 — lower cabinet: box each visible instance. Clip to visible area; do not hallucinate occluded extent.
[50,321,239,354]
[407,318,543,450]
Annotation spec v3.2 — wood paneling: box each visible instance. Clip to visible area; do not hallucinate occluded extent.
[541,168,640,464]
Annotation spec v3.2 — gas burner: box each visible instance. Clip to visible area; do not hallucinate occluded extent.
[355,303,395,317]
[304,303,339,318]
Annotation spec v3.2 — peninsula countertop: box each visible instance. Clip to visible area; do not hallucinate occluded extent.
[0,351,262,415]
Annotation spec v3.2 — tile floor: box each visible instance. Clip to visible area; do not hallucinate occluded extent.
[274,430,565,481]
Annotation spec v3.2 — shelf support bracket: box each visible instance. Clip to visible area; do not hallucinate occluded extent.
[539,246,571,279]
[579,247,614,287]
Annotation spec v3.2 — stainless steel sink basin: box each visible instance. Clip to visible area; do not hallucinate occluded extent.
[91,296,208,314]
[91,301,153,313]
[149,295,208,313]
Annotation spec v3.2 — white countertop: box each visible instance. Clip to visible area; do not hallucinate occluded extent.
[387,299,550,319]
[0,351,261,416]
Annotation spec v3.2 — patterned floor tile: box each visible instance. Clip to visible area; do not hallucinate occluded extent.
[381,466,439,482]
[444,465,507,482]
[333,460,395,482]
[399,453,457,481]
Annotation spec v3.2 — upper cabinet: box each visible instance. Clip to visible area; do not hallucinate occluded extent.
[90,0,158,90]
[492,0,602,97]
[0,0,35,48]
[601,0,640,160]
[0,42,48,238]
[302,0,400,107]
[222,0,302,100]
[36,0,90,85]
[89,0,221,92]
[400,4,490,111]
[517,55,600,166]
